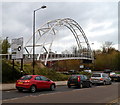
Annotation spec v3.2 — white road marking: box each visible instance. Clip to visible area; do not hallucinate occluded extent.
[3,92,63,102]
[6,91,10,92]
[106,97,120,105]
[3,95,30,102]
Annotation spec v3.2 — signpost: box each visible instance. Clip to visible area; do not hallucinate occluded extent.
[80,65,84,71]
[11,37,23,76]
[80,65,84,69]
[11,37,23,59]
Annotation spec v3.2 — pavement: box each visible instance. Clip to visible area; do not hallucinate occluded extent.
[0,81,67,91]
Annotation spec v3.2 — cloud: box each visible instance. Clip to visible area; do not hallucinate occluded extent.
[2,1,118,53]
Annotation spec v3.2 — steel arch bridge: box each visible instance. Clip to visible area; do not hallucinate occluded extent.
[24,18,93,65]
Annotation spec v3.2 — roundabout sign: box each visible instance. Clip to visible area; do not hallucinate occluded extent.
[11,37,23,59]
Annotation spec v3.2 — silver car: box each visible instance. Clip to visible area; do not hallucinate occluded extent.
[90,73,112,85]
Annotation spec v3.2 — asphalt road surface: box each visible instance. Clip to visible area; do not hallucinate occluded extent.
[2,82,120,104]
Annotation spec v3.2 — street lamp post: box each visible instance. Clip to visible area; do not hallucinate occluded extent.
[33,6,46,75]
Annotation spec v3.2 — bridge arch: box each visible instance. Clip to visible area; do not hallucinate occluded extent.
[25,18,93,65]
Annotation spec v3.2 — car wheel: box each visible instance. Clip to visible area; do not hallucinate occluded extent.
[30,85,36,93]
[18,89,23,92]
[68,84,71,88]
[109,81,112,85]
[50,84,55,91]
[89,82,92,87]
[103,81,106,85]
[79,83,83,88]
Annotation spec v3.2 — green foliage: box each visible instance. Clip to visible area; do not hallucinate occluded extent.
[1,38,10,54]
[54,60,81,71]
[2,60,69,83]
[2,60,21,83]
[95,50,120,71]
[36,68,69,81]
[79,71,92,78]
[2,46,120,83]
[94,42,119,71]
[23,63,33,75]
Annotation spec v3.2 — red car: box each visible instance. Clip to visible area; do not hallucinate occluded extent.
[16,75,56,93]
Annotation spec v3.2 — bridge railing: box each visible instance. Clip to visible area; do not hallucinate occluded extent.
[39,53,92,61]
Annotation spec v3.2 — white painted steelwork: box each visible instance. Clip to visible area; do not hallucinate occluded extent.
[24,18,93,65]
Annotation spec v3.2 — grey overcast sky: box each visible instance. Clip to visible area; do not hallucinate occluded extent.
[1,0,118,53]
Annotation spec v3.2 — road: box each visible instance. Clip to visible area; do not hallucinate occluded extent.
[2,82,120,104]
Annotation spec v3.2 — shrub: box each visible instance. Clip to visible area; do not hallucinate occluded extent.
[2,60,21,83]
[36,68,69,81]
[2,60,69,83]
[79,71,92,78]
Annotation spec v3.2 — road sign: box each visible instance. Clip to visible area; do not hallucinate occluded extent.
[80,65,84,69]
[11,37,23,59]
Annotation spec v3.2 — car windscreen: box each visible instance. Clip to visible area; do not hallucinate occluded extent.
[20,75,32,80]
[69,76,78,80]
[92,74,101,77]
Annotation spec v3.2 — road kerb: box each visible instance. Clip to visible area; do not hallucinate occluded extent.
[1,81,67,91]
